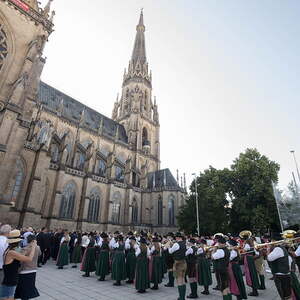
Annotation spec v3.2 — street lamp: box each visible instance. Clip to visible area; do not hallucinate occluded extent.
[290,150,300,184]
[192,173,200,236]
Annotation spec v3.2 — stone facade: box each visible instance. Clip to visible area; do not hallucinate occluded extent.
[0,1,186,233]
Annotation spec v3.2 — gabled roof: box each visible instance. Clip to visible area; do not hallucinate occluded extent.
[37,81,128,143]
[147,169,180,190]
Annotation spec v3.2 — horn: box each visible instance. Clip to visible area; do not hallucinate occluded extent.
[239,230,252,239]
[213,233,224,239]
[282,230,296,239]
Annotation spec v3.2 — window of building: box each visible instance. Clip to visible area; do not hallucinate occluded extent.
[168,194,175,226]
[87,188,100,223]
[75,152,85,170]
[142,127,149,146]
[11,159,25,202]
[59,182,76,219]
[131,198,138,224]
[158,195,163,225]
[96,159,106,177]
[0,24,8,72]
[37,127,48,145]
[115,165,124,182]
[111,192,121,224]
[50,143,59,163]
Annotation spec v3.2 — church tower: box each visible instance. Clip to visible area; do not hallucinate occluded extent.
[0,0,54,215]
[112,10,160,178]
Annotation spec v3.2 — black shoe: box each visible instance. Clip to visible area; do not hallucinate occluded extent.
[72,265,77,268]
[57,266,63,269]
[98,277,105,281]
[82,274,90,277]
[126,280,133,284]
[113,282,121,286]
[248,292,259,297]
[151,285,158,290]
[38,265,42,268]
[213,286,219,290]
[137,290,146,293]
[187,294,198,298]
[165,283,174,287]
[201,290,209,295]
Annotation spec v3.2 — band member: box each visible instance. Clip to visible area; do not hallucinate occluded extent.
[81,235,96,277]
[287,244,300,299]
[150,237,163,290]
[169,232,187,300]
[228,239,247,300]
[196,239,212,296]
[135,237,150,293]
[111,235,126,286]
[267,235,292,300]
[164,232,175,287]
[56,230,70,269]
[96,232,110,281]
[71,233,82,268]
[243,237,260,296]
[125,236,137,284]
[185,238,199,298]
[254,241,266,291]
[211,236,231,300]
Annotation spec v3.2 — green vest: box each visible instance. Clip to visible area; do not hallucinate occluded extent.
[270,247,289,274]
[173,241,186,261]
[214,247,230,272]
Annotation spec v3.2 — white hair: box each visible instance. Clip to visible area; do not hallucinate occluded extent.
[0,224,12,235]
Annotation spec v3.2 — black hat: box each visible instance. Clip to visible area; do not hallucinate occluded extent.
[167,232,174,238]
[100,232,108,239]
[140,237,147,244]
[129,236,136,241]
[127,231,133,236]
[114,231,120,235]
[117,235,123,241]
[175,232,183,238]
[189,238,196,244]
[200,239,207,245]
[228,239,238,247]
[27,234,36,244]
[217,236,227,244]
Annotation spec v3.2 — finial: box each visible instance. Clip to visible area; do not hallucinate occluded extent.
[176,169,179,183]
[43,0,53,17]
[98,117,103,135]
[79,108,85,125]
[184,173,187,190]
[49,10,55,23]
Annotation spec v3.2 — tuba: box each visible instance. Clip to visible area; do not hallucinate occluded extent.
[239,230,252,240]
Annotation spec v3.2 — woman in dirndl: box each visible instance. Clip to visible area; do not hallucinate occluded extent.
[56,231,70,269]
[150,237,163,290]
[71,233,82,268]
[111,235,126,286]
[96,233,110,281]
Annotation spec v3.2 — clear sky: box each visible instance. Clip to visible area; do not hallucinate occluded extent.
[40,0,300,189]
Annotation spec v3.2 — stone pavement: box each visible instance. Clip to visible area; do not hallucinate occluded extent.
[36,261,282,300]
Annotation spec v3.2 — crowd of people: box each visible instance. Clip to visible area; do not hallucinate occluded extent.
[0,224,300,300]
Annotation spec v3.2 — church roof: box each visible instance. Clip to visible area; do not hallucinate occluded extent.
[147,169,181,190]
[38,81,128,143]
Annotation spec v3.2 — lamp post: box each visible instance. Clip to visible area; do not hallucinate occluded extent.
[290,150,300,184]
[192,173,200,236]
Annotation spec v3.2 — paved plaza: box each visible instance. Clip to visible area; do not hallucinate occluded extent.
[36,261,283,300]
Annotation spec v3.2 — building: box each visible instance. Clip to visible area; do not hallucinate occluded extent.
[0,0,186,232]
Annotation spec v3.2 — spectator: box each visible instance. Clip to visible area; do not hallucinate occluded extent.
[15,234,41,300]
[0,230,36,300]
[22,228,34,248]
[0,224,12,284]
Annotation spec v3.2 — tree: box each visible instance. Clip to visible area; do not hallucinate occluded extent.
[229,148,280,234]
[177,166,231,235]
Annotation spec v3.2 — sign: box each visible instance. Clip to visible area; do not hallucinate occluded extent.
[10,0,29,12]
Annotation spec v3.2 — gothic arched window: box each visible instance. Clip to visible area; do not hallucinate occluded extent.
[111,192,121,224]
[115,165,124,182]
[50,143,59,163]
[11,159,25,202]
[131,198,138,224]
[75,151,85,171]
[87,188,100,223]
[37,127,48,145]
[158,195,163,225]
[59,182,76,219]
[142,127,149,146]
[168,194,175,226]
[96,159,106,177]
[0,24,8,72]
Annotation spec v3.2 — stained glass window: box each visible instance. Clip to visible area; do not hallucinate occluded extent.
[111,192,121,223]
[59,182,76,219]
[87,188,100,223]
[11,159,25,202]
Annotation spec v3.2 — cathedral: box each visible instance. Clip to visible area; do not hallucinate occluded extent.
[0,0,186,233]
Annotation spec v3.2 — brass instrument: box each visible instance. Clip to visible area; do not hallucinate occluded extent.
[213,233,224,239]
[239,230,252,239]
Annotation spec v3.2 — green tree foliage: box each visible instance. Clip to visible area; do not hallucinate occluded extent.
[177,148,281,235]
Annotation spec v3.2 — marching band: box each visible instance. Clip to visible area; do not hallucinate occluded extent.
[52,229,300,300]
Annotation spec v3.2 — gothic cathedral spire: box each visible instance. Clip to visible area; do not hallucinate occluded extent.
[112,10,160,173]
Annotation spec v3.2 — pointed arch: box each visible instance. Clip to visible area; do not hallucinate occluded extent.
[87,187,101,223]
[10,158,26,203]
[168,194,175,226]
[158,194,163,225]
[59,181,76,219]
[50,143,59,163]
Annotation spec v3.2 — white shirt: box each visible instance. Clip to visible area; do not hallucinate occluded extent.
[135,247,150,257]
[212,249,225,260]
[244,243,259,255]
[267,247,290,275]
[197,247,204,255]
[185,247,193,256]
[230,250,238,261]
[109,237,116,249]
[168,242,179,254]
[0,236,8,269]
[295,245,300,257]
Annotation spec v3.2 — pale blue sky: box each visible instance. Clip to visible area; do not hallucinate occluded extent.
[41,0,300,188]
